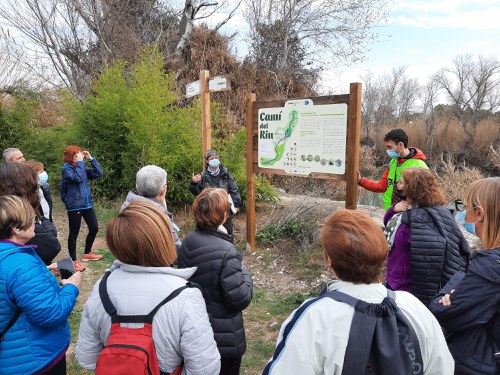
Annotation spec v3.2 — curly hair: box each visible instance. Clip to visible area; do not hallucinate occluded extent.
[402,167,446,207]
[0,163,41,216]
[63,145,82,164]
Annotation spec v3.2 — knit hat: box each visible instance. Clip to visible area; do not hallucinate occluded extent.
[205,150,218,160]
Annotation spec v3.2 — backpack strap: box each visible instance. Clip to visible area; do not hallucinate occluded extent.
[0,309,21,342]
[99,271,191,324]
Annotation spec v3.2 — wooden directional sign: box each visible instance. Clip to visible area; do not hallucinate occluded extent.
[209,76,230,92]
[186,80,201,98]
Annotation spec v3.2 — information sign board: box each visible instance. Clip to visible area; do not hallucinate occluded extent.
[258,101,348,175]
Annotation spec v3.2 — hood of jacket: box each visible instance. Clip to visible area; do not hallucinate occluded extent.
[398,147,427,163]
[120,191,168,213]
[109,259,197,279]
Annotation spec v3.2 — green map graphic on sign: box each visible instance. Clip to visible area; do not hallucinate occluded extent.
[260,109,299,166]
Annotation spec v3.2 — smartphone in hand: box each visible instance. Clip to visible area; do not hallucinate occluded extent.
[57,257,76,279]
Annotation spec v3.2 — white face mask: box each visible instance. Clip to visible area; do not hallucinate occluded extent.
[38,171,48,185]
[208,159,220,168]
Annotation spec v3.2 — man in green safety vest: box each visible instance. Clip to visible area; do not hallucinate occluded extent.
[358,128,428,210]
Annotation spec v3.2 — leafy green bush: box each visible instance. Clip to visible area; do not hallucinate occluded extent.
[73,47,203,205]
[256,219,304,243]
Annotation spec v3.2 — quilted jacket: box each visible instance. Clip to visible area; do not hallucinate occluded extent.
[0,241,79,375]
[61,159,103,211]
[188,165,242,210]
[76,261,221,375]
[429,248,500,375]
[401,205,470,306]
[178,229,253,359]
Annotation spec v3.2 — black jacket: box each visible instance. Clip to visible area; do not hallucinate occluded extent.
[40,183,53,222]
[188,165,242,209]
[178,228,253,359]
[402,205,470,306]
[26,216,61,266]
[429,249,500,375]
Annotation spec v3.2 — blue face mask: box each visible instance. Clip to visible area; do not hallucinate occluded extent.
[386,149,400,158]
[457,210,477,236]
[38,171,48,185]
[208,159,220,168]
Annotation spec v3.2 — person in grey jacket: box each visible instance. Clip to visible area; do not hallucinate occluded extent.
[178,188,253,375]
[76,200,220,375]
[120,165,181,250]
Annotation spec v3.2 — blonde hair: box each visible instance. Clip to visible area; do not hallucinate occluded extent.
[463,177,500,249]
[106,200,176,266]
[0,195,35,240]
[192,188,229,230]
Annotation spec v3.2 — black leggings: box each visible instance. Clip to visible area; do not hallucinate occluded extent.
[41,355,66,375]
[67,208,99,261]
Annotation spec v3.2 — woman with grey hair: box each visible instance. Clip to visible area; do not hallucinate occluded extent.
[121,165,181,250]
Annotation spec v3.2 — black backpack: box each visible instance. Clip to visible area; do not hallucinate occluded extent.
[324,288,424,375]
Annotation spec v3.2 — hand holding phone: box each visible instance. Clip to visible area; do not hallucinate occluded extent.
[57,257,76,279]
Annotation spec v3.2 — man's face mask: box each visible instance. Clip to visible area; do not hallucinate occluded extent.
[208,158,220,168]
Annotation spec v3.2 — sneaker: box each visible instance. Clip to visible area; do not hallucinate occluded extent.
[81,252,103,261]
[73,261,86,272]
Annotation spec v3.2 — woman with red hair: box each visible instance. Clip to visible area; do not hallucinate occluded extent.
[61,146,103,271]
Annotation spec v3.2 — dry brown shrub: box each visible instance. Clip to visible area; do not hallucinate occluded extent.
[271,175,346,201]
[488,146,500,170]
[263,195,344,248]
[436,157,485,202]
[373,122,427,155]
[472,118,500,150]
[359,144,378,175]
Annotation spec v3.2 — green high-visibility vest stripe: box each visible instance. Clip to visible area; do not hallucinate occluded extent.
[383,158,428,210]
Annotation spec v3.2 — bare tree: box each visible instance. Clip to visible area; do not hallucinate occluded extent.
[0,30,26,88]
[433,54,500,147]
[361,66,420,135]
[245,0,388,73]
[421,79,439,157]
[0,0,240,97]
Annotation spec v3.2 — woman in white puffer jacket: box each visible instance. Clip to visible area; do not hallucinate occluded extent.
[76,200,220,375]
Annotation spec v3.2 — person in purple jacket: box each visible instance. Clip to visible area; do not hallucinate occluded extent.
[383,167,469,305]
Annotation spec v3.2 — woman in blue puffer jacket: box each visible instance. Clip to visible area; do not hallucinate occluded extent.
[61,146,103,271]
[0,195,81,375]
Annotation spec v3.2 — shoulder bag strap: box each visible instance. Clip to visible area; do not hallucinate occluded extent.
[0,309,22,342]
[98,271,117,317]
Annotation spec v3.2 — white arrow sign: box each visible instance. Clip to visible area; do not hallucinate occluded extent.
[186,80,201,98]
[209,76,230,92]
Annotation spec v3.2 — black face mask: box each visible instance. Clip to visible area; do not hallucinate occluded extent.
[395,188,406,201]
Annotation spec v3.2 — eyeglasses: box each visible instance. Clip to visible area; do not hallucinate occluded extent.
[164,180,170,189]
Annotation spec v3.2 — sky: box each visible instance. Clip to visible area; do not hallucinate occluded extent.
[330,0,500,93]
[2,0,499,98]
[210,0,500,96]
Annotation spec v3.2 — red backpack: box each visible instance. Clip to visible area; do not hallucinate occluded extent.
[95,271,188,375]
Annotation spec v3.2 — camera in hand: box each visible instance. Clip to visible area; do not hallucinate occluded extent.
[57,257,76,279]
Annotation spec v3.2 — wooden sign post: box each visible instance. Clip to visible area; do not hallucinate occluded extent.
[245,83,362,251]
[200,70,211,167]
[186,71,232,167]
